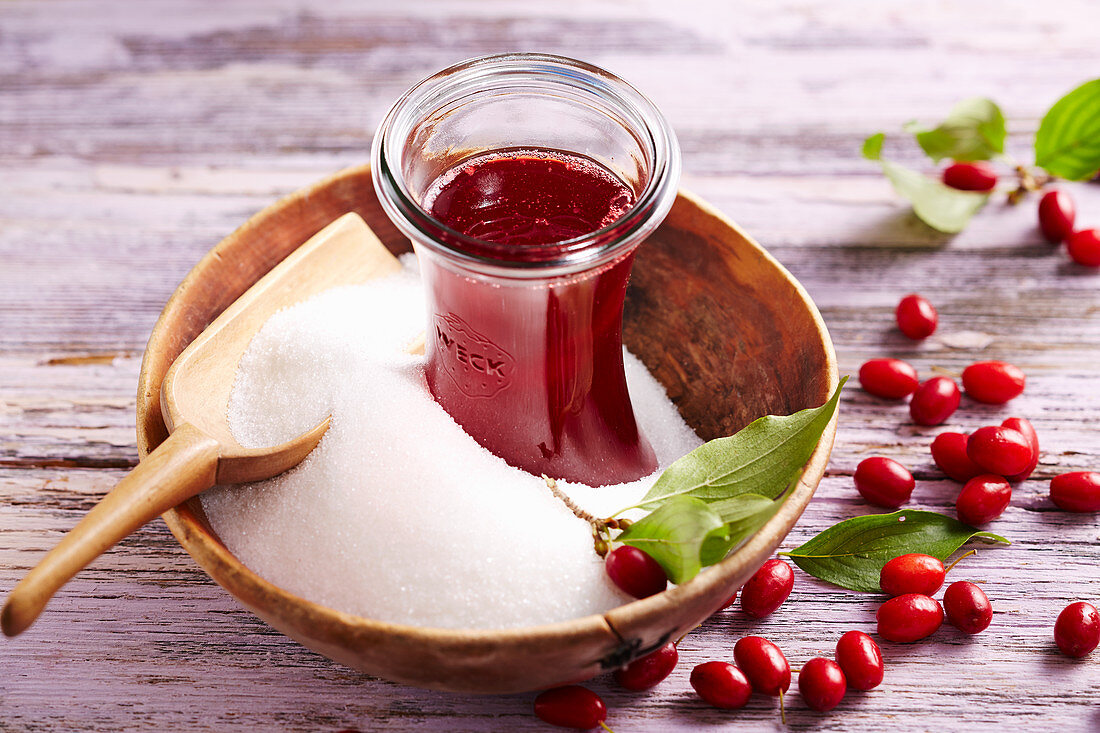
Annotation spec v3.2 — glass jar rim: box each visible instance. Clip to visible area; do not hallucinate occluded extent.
[371,52,680,277]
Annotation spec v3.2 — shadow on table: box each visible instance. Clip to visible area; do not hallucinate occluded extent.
[832,210,958,251]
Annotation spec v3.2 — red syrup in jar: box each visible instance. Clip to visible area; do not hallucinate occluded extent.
[420,149,658,485]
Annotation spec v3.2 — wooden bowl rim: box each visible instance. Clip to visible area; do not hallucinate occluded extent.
[136,163,839,648]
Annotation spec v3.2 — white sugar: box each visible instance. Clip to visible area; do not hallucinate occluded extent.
[202,256,702,630]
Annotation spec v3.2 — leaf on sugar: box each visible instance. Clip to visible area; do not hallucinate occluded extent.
[904,97,1007,162]
[699,470,801,567]
[782,510,1009,592]
[634,378,845,510]
[617,496,727,584]
[1035,78,1100,180]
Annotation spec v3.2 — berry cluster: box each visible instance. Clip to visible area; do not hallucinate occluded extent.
[876,553,991,643]
[858,293,1099,521]
[943,164,1098,266]
[856,293,1100,660]
[533,286,1100,729]
[537,558,881,727]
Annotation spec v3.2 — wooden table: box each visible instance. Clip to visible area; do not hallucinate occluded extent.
[3,1,1099,730]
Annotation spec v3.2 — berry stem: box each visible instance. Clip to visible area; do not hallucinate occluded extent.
[1006,163,1054,204]
[779,687,786,725]
[599,722,616,733]
[542,475,604,530]
[945,548,977,575]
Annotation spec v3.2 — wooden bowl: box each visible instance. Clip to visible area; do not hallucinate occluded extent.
[135,165,838,694]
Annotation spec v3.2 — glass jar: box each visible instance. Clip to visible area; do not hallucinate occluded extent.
[372,53,680,486]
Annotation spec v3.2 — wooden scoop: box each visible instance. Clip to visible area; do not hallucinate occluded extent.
[2,213,401,637]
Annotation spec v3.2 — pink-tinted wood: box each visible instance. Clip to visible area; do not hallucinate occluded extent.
[3,0,1100,730]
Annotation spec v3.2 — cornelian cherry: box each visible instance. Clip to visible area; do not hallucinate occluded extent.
[733,636,790,696]
[722,589,738,609]
[534,686,608,730]
[1038,190,1076,243]
[740,558,794,618]
[879,554,945,597]
[876,593,943,642]
[614,642,678,691]
[1066,229,1100,267]
[942,161,997,192]
[616,638,673,691]
[961,361,1026,404]
[1050,471,1100,512]
[966,425,1032,476]
[956,474,1012,525]
[835,630,884,690]
[798,658,846,712]
[909,377,960,426]
[1002,417,1039,482]
[859,358,920,399]
[690,661,752,709]
[896,294,938,339]
[854,457,915,508]
[1054,601,1100,658]
[943,581,992,634]
[930,432,982,482]
[605,546,667,599]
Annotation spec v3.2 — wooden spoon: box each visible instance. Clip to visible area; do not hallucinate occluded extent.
[2,212,401,637]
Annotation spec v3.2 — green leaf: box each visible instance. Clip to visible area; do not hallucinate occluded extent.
[862,132,885,161]
[699,474,800,566]
[904,97,1006,162]
[782,510,1009,592]
[708,493,778,524]
[634,378,846,510]
[1035,78,1100,180]
[618,496,727,584]
[879,160,989,233]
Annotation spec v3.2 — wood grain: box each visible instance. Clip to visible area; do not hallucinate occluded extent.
[3,0,1100,730]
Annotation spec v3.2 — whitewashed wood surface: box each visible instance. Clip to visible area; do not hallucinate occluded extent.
[3,1,1100,730]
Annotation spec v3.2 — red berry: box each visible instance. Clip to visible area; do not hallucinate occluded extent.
[721,589,738,609]
[605,546,667,599]
[966,425,1032,476]
[1050,471,1100,512]
[798,657,846,712]
[896,294,938,340]
[909,377,960,426]
[733,636,790,696]
[961,361,1026,404]
[942,161,998,192]
[876,593,944,642]
[930,432,983,483]
[1001,417,1039,482]
[854,457,915,508]
[835,630,884,690]
[534,686,608,730]
[614,642,678,691]
[690,661,752,709]
[1054,601,1100,658]
[740,558,794,618]
[859,358,920,399]
[956,474,1012,525]
[1038,190,1076,243]
[880,554,946,597]
[1066,228,1100,267]
[943,581,993,634]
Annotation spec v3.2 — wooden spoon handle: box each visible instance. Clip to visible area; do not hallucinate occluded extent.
[2,423,219,637]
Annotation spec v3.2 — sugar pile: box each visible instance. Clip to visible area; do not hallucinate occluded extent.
[201,256,702,630]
